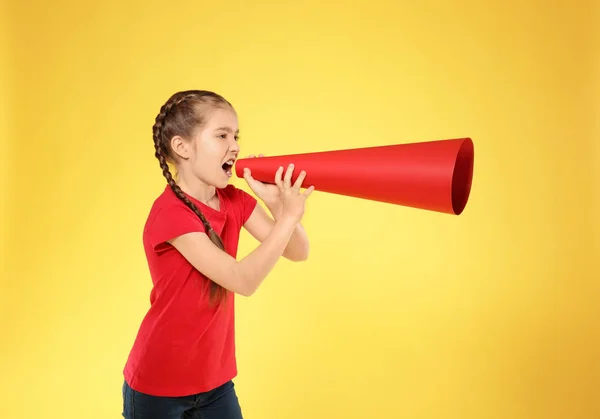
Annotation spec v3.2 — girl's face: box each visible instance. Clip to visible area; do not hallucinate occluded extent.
[171,106,241,189]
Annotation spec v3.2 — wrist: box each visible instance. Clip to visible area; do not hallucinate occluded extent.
[275,212,298,228]
[266,200,283,220]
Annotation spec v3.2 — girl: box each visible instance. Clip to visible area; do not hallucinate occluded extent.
[122,90,314,419]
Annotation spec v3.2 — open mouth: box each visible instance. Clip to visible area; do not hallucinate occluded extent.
[222,159,235,177]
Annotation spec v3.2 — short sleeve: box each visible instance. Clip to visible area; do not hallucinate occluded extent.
[145,203,206,251]
[234,187,258,225]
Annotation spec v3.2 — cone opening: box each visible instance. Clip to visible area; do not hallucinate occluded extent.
[451,138,474,215]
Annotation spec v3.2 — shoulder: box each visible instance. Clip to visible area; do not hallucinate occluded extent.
[147,186,198,224]
[219,184,256,206]
[220,184,258,225]
[219,184,251,200]
[144,186,206,250]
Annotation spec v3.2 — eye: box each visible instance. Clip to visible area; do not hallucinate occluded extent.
[217,132,240,141]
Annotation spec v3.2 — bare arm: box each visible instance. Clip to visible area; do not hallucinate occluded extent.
[170,164,314,297]
[243,202,310,262]
[169,214,298,296]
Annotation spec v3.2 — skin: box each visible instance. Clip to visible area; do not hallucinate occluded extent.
[167,106,314,296]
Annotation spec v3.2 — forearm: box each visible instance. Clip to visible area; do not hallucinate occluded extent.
[235,215,298,295]
[266,201,310,261]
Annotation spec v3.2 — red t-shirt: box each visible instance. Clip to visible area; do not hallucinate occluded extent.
[123,184,257,397]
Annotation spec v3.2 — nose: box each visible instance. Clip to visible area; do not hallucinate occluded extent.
[229,137,240,154]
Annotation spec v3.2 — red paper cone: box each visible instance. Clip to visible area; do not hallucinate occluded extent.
[235,137,474,215]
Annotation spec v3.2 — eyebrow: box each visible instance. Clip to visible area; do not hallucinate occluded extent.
[215,127,239,134]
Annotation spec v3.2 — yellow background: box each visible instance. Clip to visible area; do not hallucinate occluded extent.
[2,0,598,418]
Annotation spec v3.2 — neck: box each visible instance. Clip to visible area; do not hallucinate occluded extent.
[175,171,217,206]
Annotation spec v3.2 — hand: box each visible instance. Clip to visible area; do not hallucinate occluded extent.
[242,154,282,209]
[275,164,314,224]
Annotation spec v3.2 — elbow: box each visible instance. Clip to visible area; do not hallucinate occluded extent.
[292,252,309,262]
[286,244,310,262]
[232,268,258,297]
[237,284,257,297]
[288,242,310,262]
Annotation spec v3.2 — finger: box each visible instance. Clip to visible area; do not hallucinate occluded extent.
[248,154,255,158]
[283,164,294,188]
[293,170,306,190]
[303,185,315,198]
[258,153,265,157]
[274,166,284,190]
[243,168,253,181]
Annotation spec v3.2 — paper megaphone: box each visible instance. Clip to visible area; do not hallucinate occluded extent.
[235,137,474,215]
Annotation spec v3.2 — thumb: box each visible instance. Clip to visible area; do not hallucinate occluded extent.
[243,168,254,182]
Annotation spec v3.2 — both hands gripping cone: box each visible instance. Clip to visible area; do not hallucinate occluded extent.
[234,137,474,215]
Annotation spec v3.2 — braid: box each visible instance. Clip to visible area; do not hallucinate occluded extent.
[152,90,232,305]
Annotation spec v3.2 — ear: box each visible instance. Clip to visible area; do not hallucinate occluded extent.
[170,135,191,160]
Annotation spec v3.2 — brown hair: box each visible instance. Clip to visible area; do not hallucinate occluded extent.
[152,90,233,305]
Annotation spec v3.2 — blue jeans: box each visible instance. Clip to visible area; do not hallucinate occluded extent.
[122,380,243,419]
